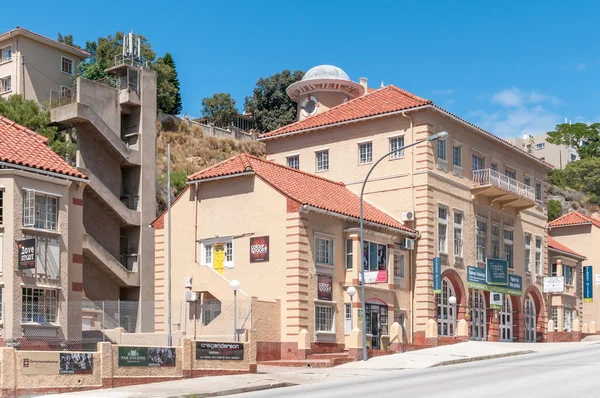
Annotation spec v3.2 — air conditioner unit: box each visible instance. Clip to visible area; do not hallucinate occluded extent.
[401,211,415,222]
[404,238,415,251]
[184,276,192,288]
[184,291,198,302]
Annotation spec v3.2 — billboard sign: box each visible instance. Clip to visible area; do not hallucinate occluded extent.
[486,258,509,286]
[196,342,244,360]
[317,275,333,301]
[250,236,269,263]
[118,347,176,367]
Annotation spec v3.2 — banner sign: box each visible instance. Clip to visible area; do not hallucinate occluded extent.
[118,347,176,367]
[486,258,508,285]
[213,244,225,275]
[433,257,441,294]
[584,266,593,303]
[17,238,36,270]
[22,352,93,375]
[543,277,565,293]
[490,292,503,310]
[196,342,244,360]
[250,236,269,263]
[317,275,333,301]
[360,270,388,284]
[467,266,523,296]
[467,266,487,290]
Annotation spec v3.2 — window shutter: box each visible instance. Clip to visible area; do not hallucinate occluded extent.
[23,190,35,227]
[36,237,46,276]
[47,238,60,279]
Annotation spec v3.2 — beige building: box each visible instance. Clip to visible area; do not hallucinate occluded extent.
[261,65,553,344]
[0,27,89,105]
[0,116,88,347]
[508,133,578,169]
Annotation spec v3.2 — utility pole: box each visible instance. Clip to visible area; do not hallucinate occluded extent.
[167,143,172,347]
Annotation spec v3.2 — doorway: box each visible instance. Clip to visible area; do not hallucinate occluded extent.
[470,289,486,341]
[365,304,388,350]
[499,295,513,342]
[524,294,536,342]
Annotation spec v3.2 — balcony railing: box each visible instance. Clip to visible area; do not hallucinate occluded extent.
[473,169,535,202]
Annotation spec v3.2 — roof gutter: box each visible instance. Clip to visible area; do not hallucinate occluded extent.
[301,204,418,238]
[549,247,586,261]
[186,171,255,185]
[0,161,88,183]
[547,222,592,231]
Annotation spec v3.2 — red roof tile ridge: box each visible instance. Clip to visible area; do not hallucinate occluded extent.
[187,155,249,181]
[387,84,431,103]
[0,115,48,143]
[246,154,346,186]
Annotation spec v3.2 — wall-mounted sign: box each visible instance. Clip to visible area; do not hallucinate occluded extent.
[196,342,244,360]
[543,277,565,293]
[595,274,600,285]
[486,258,508,286]
[17,238,36,270]
[433,257,441,294]
[490,292,503,310]
[22,352,93,375]
[59,353,94,374]
[467,266,522,296]
[360,270,388,284]
[118,347,176,367]
[318,275,333,301]
[250,236,269,263]
[213,244,225,275]
[584,266,593,303]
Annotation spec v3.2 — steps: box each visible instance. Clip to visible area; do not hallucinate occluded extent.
[258,352,354,368]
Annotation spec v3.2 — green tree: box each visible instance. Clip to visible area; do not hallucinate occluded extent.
[548,199,562,221]
[244,69,304,133]
[0,95,75,162]
[560,157,600,196]
[201,93,238,128]
[546,122,600,159]
[152,53,182,115]
[57,33,80,49]
[161,53,182,115]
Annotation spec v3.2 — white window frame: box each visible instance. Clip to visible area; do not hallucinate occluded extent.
[438,206,448,255]
[315,149,329,172]
[453,211,463,258]
[472,153,485,172]
[563,264,574,286]
[524,233,532,273]
[358,142,373,165]
[315,233,335,267]
[363,240,388,271]
[491,223,500,259]
[0,75,11,94]
[535,181,543,203]
[61,56,74,75]
[0,45,12,64]
[315,304,335,333]
[503,227,514,269]
[536,143,545,150]
[23,190,59,231]
[200,237,234,268]
[389,136,405,160]
[552,306,558,330]
[437,278,455,337]
[344,303,352,335]
[563,306,572,332]
[286,154,300,169]
[393,250,405,279]
[22,287,58,323]
[437,138,448,170]
[505,168,517,180]
[452,144,462,168]
[0,189,3,225]
[345,238,353,270]
[535,236,542,275]
[476,218,487,264]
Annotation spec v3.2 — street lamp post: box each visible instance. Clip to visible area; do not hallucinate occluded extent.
[359,131,448,361]
[347,286,357,331]
[230,280,241,341]
[449,295,457,338]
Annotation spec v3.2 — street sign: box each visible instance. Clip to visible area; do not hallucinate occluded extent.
[433,257,441,294]
[584,266,593,303]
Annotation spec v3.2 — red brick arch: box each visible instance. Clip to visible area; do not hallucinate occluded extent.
[440,268,467,321]
[524,285,546,341]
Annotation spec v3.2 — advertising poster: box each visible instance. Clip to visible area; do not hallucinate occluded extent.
[118,347,176,367]
[543,277,565,293]
[490,292,503,310]
[17,238,36,270]
[433,257,441,294]
[22,352,94,375]
[59,353,94,374]
[584,266,593,303]
[486,258,509,285]
[213,244,225,275]
[196,342,244,360]
[250,236,269,263]
[467,266,523,296]
[317,275,333,301]
[361,270,388,284]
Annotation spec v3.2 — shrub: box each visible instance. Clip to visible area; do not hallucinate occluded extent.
[548,200,562,221]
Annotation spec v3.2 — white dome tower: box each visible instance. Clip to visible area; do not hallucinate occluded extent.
[287,65,365,121]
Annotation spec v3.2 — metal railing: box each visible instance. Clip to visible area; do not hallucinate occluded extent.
[49,88,76,108]
[473,169,535,201]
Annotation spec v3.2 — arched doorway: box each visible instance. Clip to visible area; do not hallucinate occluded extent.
[470,289,486,341]
[499,294,513,342]
[524,294,536,342]
[437,278,456,336]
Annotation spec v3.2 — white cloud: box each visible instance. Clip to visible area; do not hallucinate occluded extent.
[432,89,456,96]
[468,105,561,139]
[577,63,586,72]
[491,88,559,107]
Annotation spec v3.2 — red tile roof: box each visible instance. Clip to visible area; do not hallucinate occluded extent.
[188,154,416,234]
[259,85,431,139]
[548,236,586,259]
[0,116,85,179]
[548,210,600,229]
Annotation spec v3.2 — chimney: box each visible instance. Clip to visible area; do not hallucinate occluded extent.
[359,77,368,96]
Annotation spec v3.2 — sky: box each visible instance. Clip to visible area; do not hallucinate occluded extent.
[3,0,599,138]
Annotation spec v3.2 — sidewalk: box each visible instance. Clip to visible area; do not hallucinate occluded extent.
[49,341,597,397]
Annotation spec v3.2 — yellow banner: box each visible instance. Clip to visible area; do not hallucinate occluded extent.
[213,244,225,275]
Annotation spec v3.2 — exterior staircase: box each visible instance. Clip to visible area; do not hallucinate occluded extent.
[83,233,140,287]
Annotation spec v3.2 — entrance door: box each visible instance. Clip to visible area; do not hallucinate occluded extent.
[524,294,536,343]
[365,304,388,350]
[499,295,513,342]
[470,289,486,341]
[370,308,380,349]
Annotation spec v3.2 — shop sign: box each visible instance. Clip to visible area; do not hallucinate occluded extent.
[317,275,333,301]
[467,266,523,296]
[22,352,93,375]
[249,236,269,262]
[490,292,503,310]
[360,270,388,284]
[486,258,508,286]
[584,266,593,303]
[433,257,441,294]
[196,342,244,360]
[467,266,487,290]
[213,244,225,275]
[118,347,176,367]
[543,277,565,293]
[17,238,36,270]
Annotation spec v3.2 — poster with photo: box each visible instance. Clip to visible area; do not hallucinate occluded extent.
[148,347,176,367]
[17,238,36,270]
[317,275,333,301]
[250,236,269,262]
[59,353,94,374]
[118,347,176,367]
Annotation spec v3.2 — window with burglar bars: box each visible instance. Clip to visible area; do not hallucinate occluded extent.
[23,190,58,231]
[315,305,334,332]
[394,250,405,278]
[22,288,58,323]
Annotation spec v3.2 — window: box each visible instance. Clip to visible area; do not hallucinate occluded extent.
[563,307,572,332]
[563,264,574,285]
[203,243,213,265]
[0,287,2,321]
[472,154,485,171]
[0,190,3,225]
[344,304,352,334]
[437,278,455,336]
[438,207,448,254]
[491,223,500,259]
[286,155,299,169]
[524,233,532,273]
[61,56,74,74]
[570,154,576,162]
[535,182,542,202]
[393,250,405,278]
[454,212,463,257]
[540,157,545,161]
[476,219,487,263]
[505,169,517,180]
[23,190,58,231]
[504,228,514,269]
[389,136,405,159]
[225,242,233,263]
[536,143,545,150]
[552,307,558,330]
[315,236,334,266]
[359,142,372,164]
[524,176,531,187]
[551,263,558,276]
[535,236,542,275]
[345,239,353,270]
[0,45,12,63]
[24,236,60,279]
[363,241,387,271]
[201,239,234,268]
[437,139,447,161]
[315,305,334,332]
[316,150,329,172]
[490,162,498,172]
[452,145,462,168]
[0,76,11,93]
[22,288,58,323]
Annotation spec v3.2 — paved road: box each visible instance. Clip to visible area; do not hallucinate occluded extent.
[239,343,600,398]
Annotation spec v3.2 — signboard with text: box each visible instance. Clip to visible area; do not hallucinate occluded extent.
[584,266,593,303]
[17,238,36,270]
[486,258,509,285]
[490,292,503,310]
[22,352,93,375]
[433,257,441,294]
[196,342,244,360]
[543,277,565,293]
[467,266,523,296]
[360,270,388,284]
[250,236,269,263]
[317,275,333,301]
[118,347,176,367]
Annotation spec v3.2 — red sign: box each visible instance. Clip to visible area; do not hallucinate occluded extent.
[318,275,333,301]
[250,236,269,263]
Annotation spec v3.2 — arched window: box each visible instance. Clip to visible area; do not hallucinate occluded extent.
[524,294,537,342]
[437,278,456,336]
[500,295,513,342]
[470,289,486,341]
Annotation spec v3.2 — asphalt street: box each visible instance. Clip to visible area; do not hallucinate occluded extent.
[238,343,600,398]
